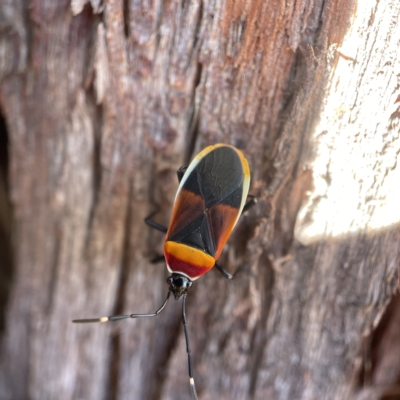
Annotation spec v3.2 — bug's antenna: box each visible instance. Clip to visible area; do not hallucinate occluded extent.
[182,294,199,400]
[72,292,171,323]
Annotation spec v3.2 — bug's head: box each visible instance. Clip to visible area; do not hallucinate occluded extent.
[167,273,193,299]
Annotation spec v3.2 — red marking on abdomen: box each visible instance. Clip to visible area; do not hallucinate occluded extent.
[164,251,214,280]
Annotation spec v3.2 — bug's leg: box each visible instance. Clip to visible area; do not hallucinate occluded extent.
[145,212,166,263]
[145,211,168,233]
[150,254,165,264]
[215,262,235,279]
[177,166,188,183]
[182,294,199,400]
[242,194,257,214]
[72,292,171,323]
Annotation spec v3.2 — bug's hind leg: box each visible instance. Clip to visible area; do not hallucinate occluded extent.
[145,211,168,233]
[242,195,257,214]
[177,166,188,183]
[215,262,238,280]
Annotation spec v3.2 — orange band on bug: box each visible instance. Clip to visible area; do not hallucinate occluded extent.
[164,241,215,280]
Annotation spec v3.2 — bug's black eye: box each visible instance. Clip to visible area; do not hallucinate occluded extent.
[176,277,184,287]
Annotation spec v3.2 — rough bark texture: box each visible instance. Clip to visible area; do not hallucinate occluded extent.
[0,1,399,400]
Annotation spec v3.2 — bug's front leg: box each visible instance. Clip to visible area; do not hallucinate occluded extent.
[177,166,188,183]
[242,195,257,214]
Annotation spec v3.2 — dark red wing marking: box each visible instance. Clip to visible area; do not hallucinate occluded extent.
[208,203,240,260]
[166,189,205,241]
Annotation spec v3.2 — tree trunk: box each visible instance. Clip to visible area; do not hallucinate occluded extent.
[0,1,399,400]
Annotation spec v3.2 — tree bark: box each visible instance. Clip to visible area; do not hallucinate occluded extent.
[0,1,399,400]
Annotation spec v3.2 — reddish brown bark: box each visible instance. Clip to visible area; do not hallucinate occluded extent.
[0,1,399,400]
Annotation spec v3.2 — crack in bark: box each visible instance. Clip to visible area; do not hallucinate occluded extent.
[191,0,203,59]
[105,178,134,400]
[248,253,275,398]
[123,0,130,39]
[46,224,62,315]
[185,64,201,165]
[354,293,400,397]
[0,110,13,336]
[84,90,103,258]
